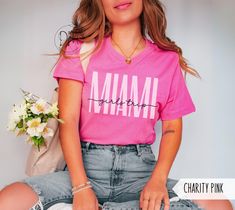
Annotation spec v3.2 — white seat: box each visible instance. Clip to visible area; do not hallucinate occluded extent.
[47,203,72,210]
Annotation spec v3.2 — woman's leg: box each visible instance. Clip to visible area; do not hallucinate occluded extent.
[109,144,233,210]
[190,199,234,210]
[0,141,123,210]
[0,169,74,210]
[0,181,42,210]
[0,165,108,210]
[102,144,204,210]
[83,142,199,209]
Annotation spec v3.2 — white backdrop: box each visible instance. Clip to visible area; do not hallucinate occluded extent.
[0,0,234,206]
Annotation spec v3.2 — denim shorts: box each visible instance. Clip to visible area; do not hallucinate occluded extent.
[20,141,204,210]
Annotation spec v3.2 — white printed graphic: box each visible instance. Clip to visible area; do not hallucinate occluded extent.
[88,71,159,119]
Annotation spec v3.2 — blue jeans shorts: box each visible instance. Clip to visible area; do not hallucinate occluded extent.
[20,141,204,210]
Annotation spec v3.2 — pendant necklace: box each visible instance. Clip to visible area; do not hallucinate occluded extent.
[110,36,144,64]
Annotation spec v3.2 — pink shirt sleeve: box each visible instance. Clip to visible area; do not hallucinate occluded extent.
[53,39,84,84]
[159,59,196,121]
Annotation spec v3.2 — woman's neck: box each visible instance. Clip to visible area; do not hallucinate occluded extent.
[110,19,145,55]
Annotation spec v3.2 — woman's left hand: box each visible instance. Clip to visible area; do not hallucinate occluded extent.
[139,177,170,210]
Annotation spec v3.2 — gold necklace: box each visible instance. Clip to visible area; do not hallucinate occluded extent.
[110,36,144,64]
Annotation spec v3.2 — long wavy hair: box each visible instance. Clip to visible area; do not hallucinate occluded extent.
[51,0,201,79]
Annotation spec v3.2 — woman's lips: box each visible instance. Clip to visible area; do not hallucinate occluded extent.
[114,2,132,10]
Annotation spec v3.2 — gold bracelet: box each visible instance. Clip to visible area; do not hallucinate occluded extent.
[72,185,92,195]
[72,181,91,192]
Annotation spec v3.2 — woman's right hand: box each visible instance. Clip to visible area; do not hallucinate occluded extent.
[72,187,100,210]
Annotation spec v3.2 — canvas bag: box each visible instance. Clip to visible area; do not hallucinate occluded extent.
[25,39,96,176]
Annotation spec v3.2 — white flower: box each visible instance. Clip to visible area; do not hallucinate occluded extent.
[26,118,47,137]
[7,116,18,131]
[30,98,50,115]
[7,101,27,131]
[42,126,54,138]
[14,101,27,118]
[48,102,59,116]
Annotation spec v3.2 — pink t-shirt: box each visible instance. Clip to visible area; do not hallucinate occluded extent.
[53,34,196,145]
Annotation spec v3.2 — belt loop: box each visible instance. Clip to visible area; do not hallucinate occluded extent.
[136,144,141,156]
[86,142,91,152]
[113,145,118,153]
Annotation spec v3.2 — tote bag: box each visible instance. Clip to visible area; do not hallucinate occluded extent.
[25,39,96,176]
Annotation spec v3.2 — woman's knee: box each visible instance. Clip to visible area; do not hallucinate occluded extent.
[192,199,234,210]
[0,181,40,210]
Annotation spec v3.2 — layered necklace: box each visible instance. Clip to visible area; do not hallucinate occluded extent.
[110,35,145,64]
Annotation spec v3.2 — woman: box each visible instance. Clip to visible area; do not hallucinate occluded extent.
[0,0,233,210]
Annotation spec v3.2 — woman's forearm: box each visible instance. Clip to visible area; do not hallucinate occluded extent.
[150,119,182,183]
[59,119,89,187]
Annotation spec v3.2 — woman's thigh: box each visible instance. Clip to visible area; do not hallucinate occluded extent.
[19,142,115,209]
[20,170,74,209]
[108,145,205,210]
[20,167,108,209]
[20,141,205,210]
[82,141,205,209]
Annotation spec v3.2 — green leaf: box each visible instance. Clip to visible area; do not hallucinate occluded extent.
[17,119,24,128]
[32,136,45,152]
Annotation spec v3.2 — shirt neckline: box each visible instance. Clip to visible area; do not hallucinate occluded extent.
[105,34,154,65]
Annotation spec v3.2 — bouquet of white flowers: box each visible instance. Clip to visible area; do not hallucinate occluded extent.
[7,88,64,151]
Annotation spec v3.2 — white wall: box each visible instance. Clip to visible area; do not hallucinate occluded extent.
[0,0,234,205]
[0,0,80,186]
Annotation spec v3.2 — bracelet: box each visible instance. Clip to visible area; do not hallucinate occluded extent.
[72,181,91,192]
[72,185,92,195]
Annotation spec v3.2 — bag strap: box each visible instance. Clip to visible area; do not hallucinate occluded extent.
[54,39,95,92]
[79,39,96,74]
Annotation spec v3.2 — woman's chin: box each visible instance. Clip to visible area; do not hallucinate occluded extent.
[110,13,139,25]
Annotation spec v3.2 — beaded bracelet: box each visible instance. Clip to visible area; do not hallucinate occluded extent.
[72,185,92,195]
[72,181,91,192]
